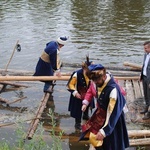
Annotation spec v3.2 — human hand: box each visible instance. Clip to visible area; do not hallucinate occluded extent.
[82,104,87,112]
[75,92,82,99]
[96,131,104,140]
[54,71,61,77]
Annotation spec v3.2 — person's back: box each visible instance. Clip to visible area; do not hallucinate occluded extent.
[34,36,68,93]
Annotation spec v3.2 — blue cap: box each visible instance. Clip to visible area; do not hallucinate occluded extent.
[88,64,104,71]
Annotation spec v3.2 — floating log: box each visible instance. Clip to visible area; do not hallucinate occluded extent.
[0,75,140,81]
[26,93,50,140]
[128,130,150,138]
[7,96,27,105]
[63,63,141,71]
[0,97,9,103]
[0,96,27,106]
[130,138,150,146]
[123,62,142,70]
[0,117,41,128]
[0,81,28,88]
[0,84,7,93]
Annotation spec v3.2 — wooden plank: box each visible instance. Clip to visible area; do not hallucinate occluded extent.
[125,80,136,122]
[139,81,144,97]
[132,80,142,99]
[125,80,135,102]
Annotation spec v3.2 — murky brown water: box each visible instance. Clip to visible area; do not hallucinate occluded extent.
[0,0,150,149]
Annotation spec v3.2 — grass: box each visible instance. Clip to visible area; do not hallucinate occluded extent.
[0,108,63,150]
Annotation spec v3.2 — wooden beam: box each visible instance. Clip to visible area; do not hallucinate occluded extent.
[26,93,50,140]
[0,75,140,81]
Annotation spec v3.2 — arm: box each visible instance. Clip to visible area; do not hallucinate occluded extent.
[97,88,125,140]
[82,82,96,111]
[67,72,81,99]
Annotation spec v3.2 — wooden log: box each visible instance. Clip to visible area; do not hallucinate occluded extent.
[0,76,70,81]
[7,96,27,105]
[0,117,41,128]
[63,63,141,71]
[123,62,142,70]
[128,130,150,138]
[0,97,9,103]
[0,84,7,93]
[0,96,27,106]
[0,81,28,87]
[26,93,50,140]
[129,138,150,146]
[0,75,140,81]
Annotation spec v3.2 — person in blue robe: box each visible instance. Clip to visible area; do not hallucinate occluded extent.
[67,59,95,130]
[33,37,68,93]
[80,64,129,150]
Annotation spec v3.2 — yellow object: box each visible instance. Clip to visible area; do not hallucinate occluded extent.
[40,51,50,63]
[89,132,103,147]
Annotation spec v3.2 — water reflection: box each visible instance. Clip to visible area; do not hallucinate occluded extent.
[0,0,150,70]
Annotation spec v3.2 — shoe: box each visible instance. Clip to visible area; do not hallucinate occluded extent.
[75,123,81,130]
[140,106,149,114]
[142,112,150,120]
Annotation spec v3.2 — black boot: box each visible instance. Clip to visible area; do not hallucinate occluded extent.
[142,112,150,120]
[75,118,81,130]
[140,106,149,114]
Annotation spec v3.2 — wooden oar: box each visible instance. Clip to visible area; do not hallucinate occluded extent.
[0,75,140,81]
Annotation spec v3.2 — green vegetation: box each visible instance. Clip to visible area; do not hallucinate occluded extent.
[0,108,63,150]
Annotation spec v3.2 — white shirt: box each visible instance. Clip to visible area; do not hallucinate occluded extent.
[143,53,150,76]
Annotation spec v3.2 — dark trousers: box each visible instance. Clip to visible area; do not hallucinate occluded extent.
[95,147,103,150]
[142,76,150,106]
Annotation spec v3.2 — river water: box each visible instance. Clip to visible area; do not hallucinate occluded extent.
[0,0,150,71]
[0,0,150,150]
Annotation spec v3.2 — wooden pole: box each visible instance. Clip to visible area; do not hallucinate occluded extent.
[0,75,140,81]
[0,81,28,88]
[7,96,27,105]
[4,40,19,72]
[26,93,50,140]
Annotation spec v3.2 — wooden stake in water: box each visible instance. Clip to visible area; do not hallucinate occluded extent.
[4,40,20,72]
